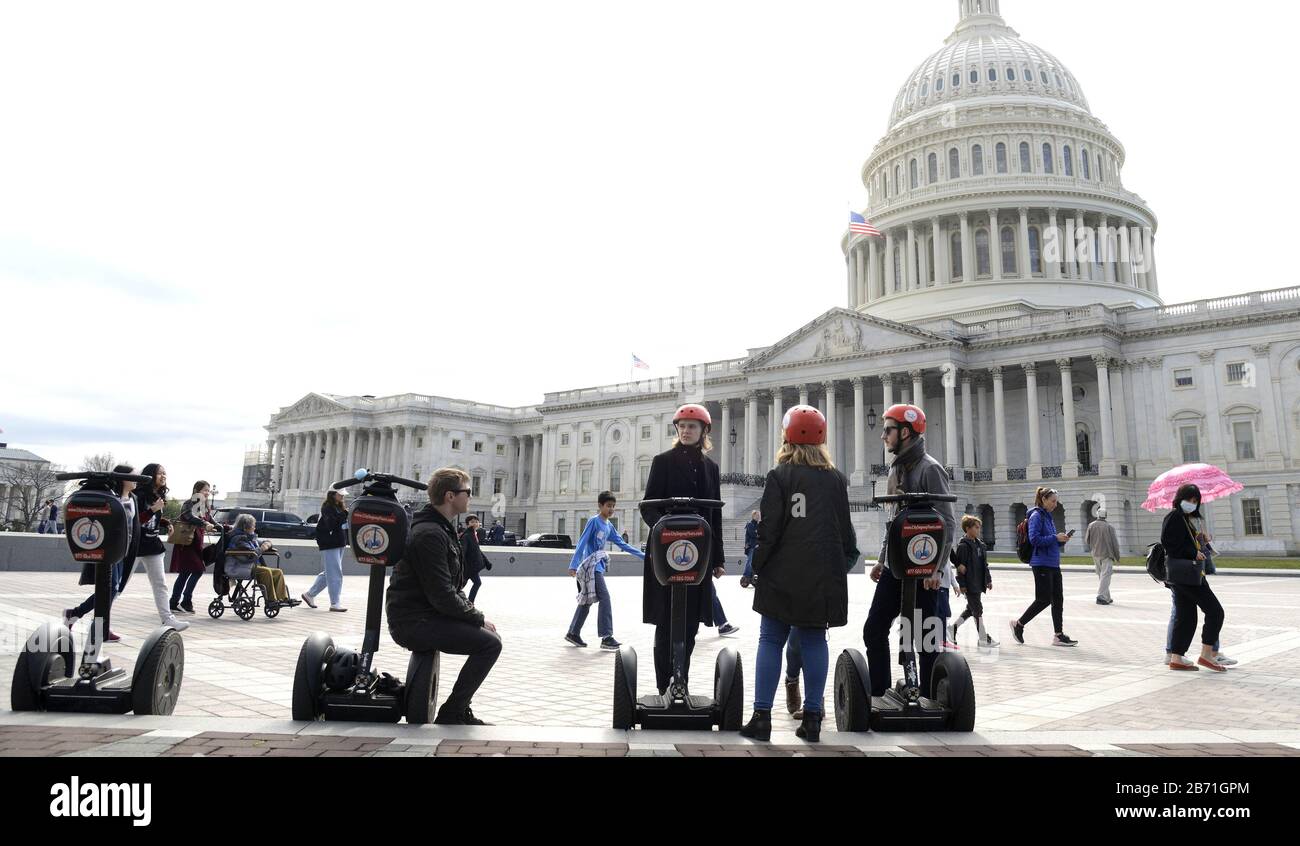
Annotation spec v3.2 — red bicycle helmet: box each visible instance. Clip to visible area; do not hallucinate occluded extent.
[673,404,712,428]
[882,403,926,435]
[782,405,826,446]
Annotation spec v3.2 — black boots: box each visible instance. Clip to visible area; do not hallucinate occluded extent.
[740,709,772,741]
[795,710,822,743]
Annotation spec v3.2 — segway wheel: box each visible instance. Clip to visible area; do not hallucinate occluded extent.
[833,650,872,732]
[403,652,440,725]
[612,648,637,730]
[234,597,255,621]
[264,603,280,619]
[132,629,185,716]
[207,598,224,619]
[292,632,335,721]
[713,648,744,731]
[10,624,74,712]
[930,653,976,732]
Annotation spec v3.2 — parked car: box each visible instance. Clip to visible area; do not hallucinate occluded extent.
[483,531,518,547]
[518,533,573,549]
[212,507,316,540]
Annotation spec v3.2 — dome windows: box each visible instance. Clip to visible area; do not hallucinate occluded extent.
[972,144,985,176]
[1019,141,1032,173]
[970,69,980,84]
[1043,143,1055,174]
[949,148,960,180]
[910,158,919,189]
[1097,153,1104,182]
[1000,227,1017,274]
[921,79,929,97]
[950,234,963,280]
[1040,70,1050,85]
[1055,72,1064,88]
[1063,145,1074,176]
[1029,226,1043,274]
[1007,67,1016,81]
[935,76,944,93]
[975,230,991,276]
[988,67,998,82]
[1024,66,1033,84]
[995,142,1008,174]
[952,72,961,89]
[1081,147,1091,180]
[928,153,938,183]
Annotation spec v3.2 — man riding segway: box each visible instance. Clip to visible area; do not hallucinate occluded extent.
[863,404,955,697]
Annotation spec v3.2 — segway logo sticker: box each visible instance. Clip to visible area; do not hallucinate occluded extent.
[906,534,937,566]
[358,524,389,555]
[71,518,105,550]
[667,540,699,572]
[904,409,918,423]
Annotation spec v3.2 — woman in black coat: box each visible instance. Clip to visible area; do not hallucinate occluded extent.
[639,404,725,696]
[740,406,857,743]
[1161,483,1227,672]
[303,490,349,611]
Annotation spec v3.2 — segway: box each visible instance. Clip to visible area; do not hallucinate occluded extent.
[291,470,440,723]
[612,497,744,731]
[10,471,185,715]
[833,492,976,732]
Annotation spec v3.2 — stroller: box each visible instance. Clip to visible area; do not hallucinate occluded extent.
[207,525,298,621]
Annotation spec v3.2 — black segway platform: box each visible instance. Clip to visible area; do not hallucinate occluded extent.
[11,471,185,716]
[612,497,743,732]
[291,471,439,723]
[834,492,976,733]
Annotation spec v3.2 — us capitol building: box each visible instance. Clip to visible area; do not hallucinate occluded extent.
[234,1,1300,556]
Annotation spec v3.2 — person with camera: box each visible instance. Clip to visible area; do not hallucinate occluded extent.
[134,463,189,631]
[386,468,502,725]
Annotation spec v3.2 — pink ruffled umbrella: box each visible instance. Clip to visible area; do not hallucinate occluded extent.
[1141,463,1243,512]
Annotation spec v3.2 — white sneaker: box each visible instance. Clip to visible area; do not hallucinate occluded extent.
[300,592,318,609]
[164,616,190,631]
[1214,653,1238,666]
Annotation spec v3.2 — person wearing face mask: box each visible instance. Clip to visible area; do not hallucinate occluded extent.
[1161,484,1228,672]
[862,404,955,697]
[639,404,726,696]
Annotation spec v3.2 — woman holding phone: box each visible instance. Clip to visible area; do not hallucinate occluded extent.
[1010,487,1077,647]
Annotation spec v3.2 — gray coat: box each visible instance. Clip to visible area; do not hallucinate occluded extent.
[876,435,955,567]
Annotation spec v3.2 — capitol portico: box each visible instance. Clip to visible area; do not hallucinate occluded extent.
[234,1,1300,557]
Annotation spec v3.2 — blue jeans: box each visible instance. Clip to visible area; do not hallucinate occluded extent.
[307,546,345,607]
[568,570,613,639]
[742,549,754,580]
[785,630,802,680]
[934,588,952,638]
[712,592,728,626]
[71,560,123,619]
[170,571,200,606]
[1167,591,1220,652]
[754,615,828,714]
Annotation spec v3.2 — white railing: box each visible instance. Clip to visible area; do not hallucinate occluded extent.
[1123,286,1300,329]
[867,175,1149,220]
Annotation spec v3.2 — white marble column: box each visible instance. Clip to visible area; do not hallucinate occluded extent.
[906,224,918,290]
[852,377,867,485]
[1059,359,1079,476]
[960,372,975,470]
[991,367,1008,476]
[943,366,959,469]
[959,212,973,283]
[1253,344,1283,464]
[1100,218,1116,284]
[1132,360,1152,463]
[770,389,784,455]
[532,434,543,499]
[745,392,760,474]
[1198,352,1224,460]
[1025,362,1042,469]
[1047,208,1062,280]
[1111,362,1131,464]
[798,385,810,407]
[846,251,857,309]
[1018,207,1032,277]
[823,382,838,462]
[932,217,948,286]
[720,400,733,475]
[1094,356,1116,471]
[1118,223,1134,286]
[910,370,924,411]
[301,432,314,490]
[344,428,357,478]
[296,433,308,488]
[1064,213,1078,279]
[976,377,990,469]
[881,374,895,469]
[867,240,880,300]
[402,427,415,479]
[884,232,896,295]
[988,209,1003,282]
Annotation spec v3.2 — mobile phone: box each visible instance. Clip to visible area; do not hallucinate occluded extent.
[1066,529,1076,538]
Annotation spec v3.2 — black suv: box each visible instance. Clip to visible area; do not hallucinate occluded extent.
[212,507,316,540]
[519,533,573,549]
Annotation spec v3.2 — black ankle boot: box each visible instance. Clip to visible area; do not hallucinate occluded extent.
[740,709,772,741]
[796,710,822,743]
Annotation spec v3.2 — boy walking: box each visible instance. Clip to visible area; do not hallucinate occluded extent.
[950,515,998,648]
[565,491,645,650]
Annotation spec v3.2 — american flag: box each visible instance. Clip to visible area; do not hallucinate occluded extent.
[632,354,650,370]
[849,211,881,237]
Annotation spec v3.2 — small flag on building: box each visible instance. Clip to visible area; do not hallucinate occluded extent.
[849,212,881,237]
[632,354,650,370]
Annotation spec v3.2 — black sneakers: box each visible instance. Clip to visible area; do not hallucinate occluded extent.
[600,637,621,651]
[1053,633,1079,647]
[718,623,740,636]
[565,633,588,648]
[434,706,490,726]
[1009,620,1025,645]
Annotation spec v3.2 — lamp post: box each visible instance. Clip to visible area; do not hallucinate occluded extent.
[729,427,737,446]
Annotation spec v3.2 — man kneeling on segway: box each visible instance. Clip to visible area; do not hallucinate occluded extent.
[385,468,502,725]
[864,404,955,696]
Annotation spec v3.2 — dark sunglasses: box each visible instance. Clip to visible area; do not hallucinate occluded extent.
[454,488,472,496]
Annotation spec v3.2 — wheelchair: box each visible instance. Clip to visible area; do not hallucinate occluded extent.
[208,528,298,621]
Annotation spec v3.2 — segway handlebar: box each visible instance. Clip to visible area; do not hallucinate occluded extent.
[56,471,153,485]
[873,493,958,505]
[332,469,428,492]
[638,497,725,511]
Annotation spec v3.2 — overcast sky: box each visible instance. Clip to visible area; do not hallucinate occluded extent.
[2,0,1294,501]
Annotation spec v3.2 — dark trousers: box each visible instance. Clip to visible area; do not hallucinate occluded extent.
[653,601,701,694]
[1170,580,1225,655]
[863,569,940,697]
[71,561,123,620]
[467,571,482,604]
[1018,567,1064,632]
[389,614,503,715]
[170,572,200,606]
[959,589,985,620]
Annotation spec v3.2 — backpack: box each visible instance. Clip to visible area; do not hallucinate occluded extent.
[1015,508,1038,564]
[1146,542,1168,585]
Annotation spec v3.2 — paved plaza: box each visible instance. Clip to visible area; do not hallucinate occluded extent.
[3,567,1300,756]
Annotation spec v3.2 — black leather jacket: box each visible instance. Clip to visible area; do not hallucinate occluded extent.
[386,505,483,628]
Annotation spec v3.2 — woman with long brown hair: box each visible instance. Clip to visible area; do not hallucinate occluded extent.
[302,489,348,611]
[1009,486,1075,647]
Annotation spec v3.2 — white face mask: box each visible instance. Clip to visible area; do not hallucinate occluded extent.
[1180,501,1198,515]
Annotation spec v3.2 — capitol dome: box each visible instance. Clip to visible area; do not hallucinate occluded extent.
[844,0,1162,324]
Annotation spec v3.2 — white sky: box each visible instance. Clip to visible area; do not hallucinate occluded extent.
[2,0,1296,501]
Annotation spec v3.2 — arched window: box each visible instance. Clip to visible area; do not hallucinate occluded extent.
[936,76,944,93]
[1024,66,1033,83]
[1042,143,1054,174]
[927,153,938,184]
[1081,148,1091,180]
[1000,226,1017,275]
[1019,141,1032,173]
[1076,426,1092,470]
[950,233,963,279]
[609,456,622,492]
[988,67,997,82]
[1029,226,1043,274]
[995,142,1008,173]
[910,158,919,189]
[970,68,979,85]
[1063,145,1073,176]
[975,229,991,276]
[1055,72,1063,88]
[972,144,984,175]
[921,79,929,97]
[1007,67,1016,81]
[949,148,960,180]
[952,72,961,88]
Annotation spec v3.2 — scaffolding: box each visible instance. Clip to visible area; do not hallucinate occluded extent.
[240,446,273,493]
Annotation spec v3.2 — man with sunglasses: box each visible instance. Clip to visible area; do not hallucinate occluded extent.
[386,467,502,725]
[862,404,956,697]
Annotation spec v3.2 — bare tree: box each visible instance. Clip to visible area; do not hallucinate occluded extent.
[0,460,63,531]
[81,453,126,472]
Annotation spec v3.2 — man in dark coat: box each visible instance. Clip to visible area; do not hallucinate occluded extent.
[460,514,490,603]
[639,404,725,695]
